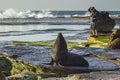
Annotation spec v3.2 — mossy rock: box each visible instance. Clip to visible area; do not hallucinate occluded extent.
[0,52,43,76]
[0,55,12,76]
[87,36,109,43]
[12,41,79,49]
[80,36,109,48]
[108,29,120,49]
[7,72,37,80]
[11,60,43,75]
[112,29,120,35]
[109,29,120,43]
[12,41,54,46]
[79,42,108,48]
[108,38,120,49]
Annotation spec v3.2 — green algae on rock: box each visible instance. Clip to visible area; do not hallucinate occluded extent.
[87,36,109,44]
[12,35,109,49]
[80,36,109,48]
[7,72,37,80]
[108,29,120,49]
[0,52,43,76]
[12,41,79,49]
[11,60,43,75]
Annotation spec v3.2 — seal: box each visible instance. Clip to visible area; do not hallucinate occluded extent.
[50,33,89,67]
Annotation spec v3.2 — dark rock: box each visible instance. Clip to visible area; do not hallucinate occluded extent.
[96,11,115,33]
[9,55,19,59]
[50,33,89,66]
[0,56,12,76]
[0,71,6,80]
[85,44,90,47]
[68,71,120,80]
[108,29,120,49]
[89,7,115,33]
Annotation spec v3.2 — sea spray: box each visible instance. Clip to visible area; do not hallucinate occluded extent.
[0,9,119,19]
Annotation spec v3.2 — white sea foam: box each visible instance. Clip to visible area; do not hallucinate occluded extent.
[3,8,18,18]
[0,9,119,25]
[17,11,27,18]
[73,12,90,17]
[84,11,90,16]
[0,8,119,19]
[35,10,54,18]
[0,8,54,19]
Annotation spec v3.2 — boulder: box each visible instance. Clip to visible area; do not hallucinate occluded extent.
[50,33,89,67]
[108,29,120,49]
[96,11,115,33]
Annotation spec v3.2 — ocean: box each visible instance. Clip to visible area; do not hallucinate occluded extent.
[0,9,119,72]
[0,8,120,45]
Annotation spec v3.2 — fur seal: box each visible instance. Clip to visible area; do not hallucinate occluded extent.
[50,33,89,67]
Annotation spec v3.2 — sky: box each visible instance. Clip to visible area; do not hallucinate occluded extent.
[0,0,120,11]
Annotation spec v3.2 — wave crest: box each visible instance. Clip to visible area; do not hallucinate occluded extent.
[0,8,54,19]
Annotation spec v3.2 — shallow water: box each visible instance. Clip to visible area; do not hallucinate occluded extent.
[0,25,90,43]
[0,44,119,71]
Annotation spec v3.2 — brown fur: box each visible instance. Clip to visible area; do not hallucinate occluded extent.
[51,33,68,65]
[50,33,89,67]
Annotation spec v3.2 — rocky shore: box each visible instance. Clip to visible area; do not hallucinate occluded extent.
[0,30,120,80]
[0,43,120,79]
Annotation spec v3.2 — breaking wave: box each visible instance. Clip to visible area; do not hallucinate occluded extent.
[0,8,120,19]
[0,8,54,18]
[0,8,119,25]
